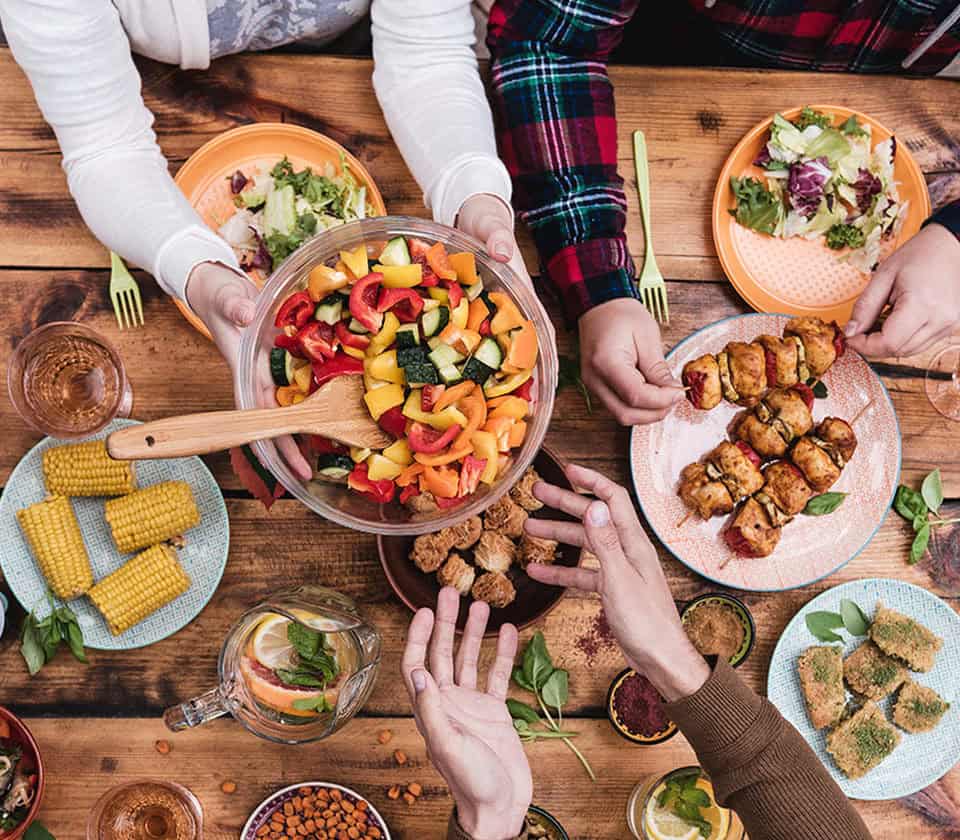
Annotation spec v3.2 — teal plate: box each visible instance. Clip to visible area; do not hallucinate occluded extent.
[767,578,960,799]
[0,419,229,650]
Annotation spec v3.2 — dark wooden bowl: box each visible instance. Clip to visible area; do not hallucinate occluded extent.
[377,448,582,635]
[0,706,45,840]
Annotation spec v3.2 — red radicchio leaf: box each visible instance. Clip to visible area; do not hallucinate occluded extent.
[853,168,883,214]
[230,170,248,194]
[788,157,831,218]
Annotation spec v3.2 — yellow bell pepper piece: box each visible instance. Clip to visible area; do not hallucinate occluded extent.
[308,265,349,301]
[363,383,405,420]
[382,438,413,467]
[422,298,441,312]
[342,345,366,360]
[366,453,404,481]
[364,374,391,392]
[292,364,313,393]
[350,447,372,463]
[448,252,478,286]
[428,287,449,304]
[365,350,405,385]
[471,430,499,484]
[340,245,368,279]
[451,297,469,330]
[366,312,400,357]
[489,396,528,421]
[402,390,467,430]
[483,369,533,398]
[376,263,423,288]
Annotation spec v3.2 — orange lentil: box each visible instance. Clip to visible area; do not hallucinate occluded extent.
[402,792,416,806]
[377,730,393,744]
[154,740,171,755]
[393,750,407,765]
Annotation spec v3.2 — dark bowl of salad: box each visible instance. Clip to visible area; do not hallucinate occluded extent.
[0,708,43,839]
[236,216,558,535]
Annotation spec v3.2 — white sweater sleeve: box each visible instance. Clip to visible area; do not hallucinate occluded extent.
[0,0,239,302]
[371,0,513,227]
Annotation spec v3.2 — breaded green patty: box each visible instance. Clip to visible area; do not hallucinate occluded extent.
[798,645,845,729]
[893,680,950,734]
[843,641,906,700]
[827,701,900,779]
[869,603,942,673]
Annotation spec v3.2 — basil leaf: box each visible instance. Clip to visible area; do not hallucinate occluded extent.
[839,599,870,636]
[910,524,931,565]
[23,822,56,840]
[274,668,326,688]
[291,695,331,713]
[541,669,569,712]
[522,632,553,691]
[506,698,541,724]
[66,620,87,663]
[921,469,944,515]
[40,619,62,662]
[20,614,46,676]
[805,611,845,643]
[803,492,847,516]
[894,486,927,522]
[913,514,928,533]
[512,666,535,693]
[287,622,322,660]
[812,380,828,399]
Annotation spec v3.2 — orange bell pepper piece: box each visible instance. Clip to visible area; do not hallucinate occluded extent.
[425,242,457,282]
[489,396,528,421]
[396,463,425,487]
[276,386,301,407]
[414,443,473,467]
[482,415,514,452]
[508,420,527,448]
[505,320,539,370]
[448,252,478,286]
[422,465,460,498]
[433,380,475,412]
[466,296,490,331]
[454,388,488,449]
[489,292,526,334]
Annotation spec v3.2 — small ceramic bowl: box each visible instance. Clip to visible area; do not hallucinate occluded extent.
[0,707,45,840]
[526,804,569,839]
[242,782,390,840]
[606,669,678,746]
[377,448,582,636]
[680,592,756,668]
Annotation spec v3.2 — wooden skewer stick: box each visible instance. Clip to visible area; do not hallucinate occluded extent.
[675,511,693,528]
[850,398,875,428]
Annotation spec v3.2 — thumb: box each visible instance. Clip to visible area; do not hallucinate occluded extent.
[222,294,256,327]
[845,265,896,337]
[635,339,682,389]
[412,669,454,745]
[485,225,515,263]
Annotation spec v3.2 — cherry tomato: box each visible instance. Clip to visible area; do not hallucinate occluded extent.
[421,385,446,412]
[407,422,462,454]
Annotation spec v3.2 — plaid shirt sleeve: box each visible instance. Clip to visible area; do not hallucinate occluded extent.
[486,0,641,322]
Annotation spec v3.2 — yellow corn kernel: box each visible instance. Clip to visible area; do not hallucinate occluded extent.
[16,496,93,599]
[88,544,190,635]
[42,440,136,497]
[105,481,200,554]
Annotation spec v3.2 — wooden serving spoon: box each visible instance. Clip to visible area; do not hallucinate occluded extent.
[107,375,392,460]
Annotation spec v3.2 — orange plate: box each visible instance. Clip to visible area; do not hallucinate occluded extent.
[712,105,930,325]
[173,123,387,338]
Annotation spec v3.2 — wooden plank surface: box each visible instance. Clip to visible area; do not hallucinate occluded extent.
[1,49,959,840]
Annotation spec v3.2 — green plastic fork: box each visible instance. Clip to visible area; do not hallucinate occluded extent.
[633,130,669,324]
[109,251,144,329]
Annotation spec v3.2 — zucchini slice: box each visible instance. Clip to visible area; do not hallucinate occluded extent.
[378,236,412,266]
[421,306,450,338]
[270,347,297,386]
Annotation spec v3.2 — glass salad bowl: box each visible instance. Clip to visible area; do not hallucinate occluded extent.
[236,216,558,535]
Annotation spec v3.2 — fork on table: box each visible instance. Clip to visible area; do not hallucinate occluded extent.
[109,251,144,329]
[633,130,669,325]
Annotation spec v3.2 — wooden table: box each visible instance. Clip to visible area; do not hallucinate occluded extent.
[1,50,959,839]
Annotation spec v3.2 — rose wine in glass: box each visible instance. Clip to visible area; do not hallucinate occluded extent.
[926,344,960,422]
[8,322,132,437]
[87,780,202,840]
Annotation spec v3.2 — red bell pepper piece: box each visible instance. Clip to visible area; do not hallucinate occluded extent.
[513,378,534,401]
[832,321,846,359]
[347,462,396,504]
[421,384,446,412]
[442,279,463,309]
[436,495,465,509]
[792,382,815,411]
[274,332,303,356]
[275,291,314,329]
[408,422,462,454]
[377,406,408,439]
[311,351,364,387]
[297,321,337,362]
[683,369,706,409]
[376,287,424,323]
[734,440,762,469]
[478,318,491,337]
[763,348,779,387]
[308,436,348,456]
[458,455,487,497]
[723,525,759,557]
[419,267,439,287]
[408,238,432,261]
[349,272,384,333]
[399,484,420,504]
[335,319,371,350]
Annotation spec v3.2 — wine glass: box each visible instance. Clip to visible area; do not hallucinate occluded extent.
[925,344,960,421]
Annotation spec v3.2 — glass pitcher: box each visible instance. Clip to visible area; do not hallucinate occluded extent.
[163,586,381,744]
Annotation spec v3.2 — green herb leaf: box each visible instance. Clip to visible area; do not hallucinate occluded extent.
[803,492,847,516]
[512,666,536,693]
[913,514,928,533]
[513,719,531,734]
[65,620,87,663]
[506,698,541,724]
[793,107,832,131]
[921,469,944,515]
[894,485,927,522]
[729,176,783,235]
[825,223,866,251]
[910,524,931,565]
[521,632,554,691]
[680,787,711,808]
[20,614,46,676]
[840,115,869,138]
[839,599,870,636]
[23,822,56,840]
[274,668,327,688]
[806,611,845,643]
[557,353,592,414]
[291,695,332,713]
[287,621,322,660]
[812,380,828,399]
[541,669,569,712]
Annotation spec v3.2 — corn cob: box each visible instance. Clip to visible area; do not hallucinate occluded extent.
[42,440,136,497]
[16,496,93,599]
[104,481,200,554]
[87,544,190,635]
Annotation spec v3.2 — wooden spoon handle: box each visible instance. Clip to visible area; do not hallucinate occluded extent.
[107,406,308,460]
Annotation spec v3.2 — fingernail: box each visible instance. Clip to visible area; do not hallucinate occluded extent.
[412,669,426,693]
[843,320,860,337]
[588,501,610,527]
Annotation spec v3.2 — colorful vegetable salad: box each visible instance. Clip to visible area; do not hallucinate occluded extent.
[0,720,37,832]
[730,107,907,273]
[270,236,539,508]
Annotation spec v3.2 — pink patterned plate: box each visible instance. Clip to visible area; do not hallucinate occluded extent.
[630,313,900,592]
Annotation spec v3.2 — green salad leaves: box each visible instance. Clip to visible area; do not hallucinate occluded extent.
[729,176,782,235]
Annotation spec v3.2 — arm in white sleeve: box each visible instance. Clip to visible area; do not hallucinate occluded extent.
[371,0,513,227]
[0,0,239,302]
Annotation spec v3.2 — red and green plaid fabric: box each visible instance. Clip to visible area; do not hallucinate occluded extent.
[487,0,960,321]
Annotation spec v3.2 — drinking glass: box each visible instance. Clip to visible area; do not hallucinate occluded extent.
[86,780,202,840]
[7,321,132,438]
[925,344,960,422]
[163,586,381,745]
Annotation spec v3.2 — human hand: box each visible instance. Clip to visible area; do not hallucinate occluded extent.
[457,193,533,290]
[578,298,685,425]
[523,464,710,702]
[186,262,311,480]
[402,588,532,840]
[844,223,960,358]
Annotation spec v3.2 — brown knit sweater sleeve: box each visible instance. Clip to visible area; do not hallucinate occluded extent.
[663,658,872,840]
